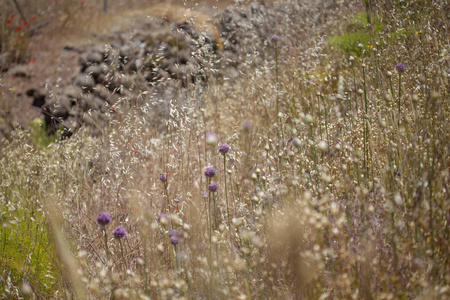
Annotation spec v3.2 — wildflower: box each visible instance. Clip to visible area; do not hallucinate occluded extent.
[206,132,217,145]
[208,182,218,192]
[396,63,406,73]
[170,235,179,245]
[160,173,167,182]
[242,120,252,132]
[169,229,180,237]
[23,21,29,26]
[271,35,279,41]
[97,212,111,226]
[7,20,12,24]
[219,143,230,154]
[31,14,37,19]
[158,213,168,223]
[204,166,216,178]
[16,27,21,31]
[201,191,208,198]
[113,226,127,238]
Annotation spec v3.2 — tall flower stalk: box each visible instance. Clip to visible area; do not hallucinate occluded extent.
[272,35,282,147]
[97,212,111,261]
[113,226,128,278]
[219,143,232,243]
[160,173,169,213]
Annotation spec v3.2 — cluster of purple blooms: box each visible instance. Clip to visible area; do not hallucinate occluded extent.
[396,63,406,73]
[97,212,127,238]
[160,173,168,182]
[169,229,180,245]
[204,166,216,178]
[219,143,230,154]
[208,182,218,192]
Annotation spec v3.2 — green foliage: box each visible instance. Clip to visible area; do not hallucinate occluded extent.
[0,196,60,297]
[328,11,381,56]
[28,118,56,148]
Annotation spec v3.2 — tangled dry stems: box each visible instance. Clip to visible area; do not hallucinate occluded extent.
[1,0,449,299]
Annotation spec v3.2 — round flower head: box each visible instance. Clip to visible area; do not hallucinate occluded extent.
[169,229,180,237]
[292,137,301,148]
[97,212,111,226]
[242,120,252,132]
[170,235,179,245]
[160,173,167,182]
[157,213,168,224]
[396,63,405,73]
[208,182,218,192]
[271,35,279,41]
[206,132,217,145]
[113,226,127,238]
[204,166,216,178]
[219,143,230,154]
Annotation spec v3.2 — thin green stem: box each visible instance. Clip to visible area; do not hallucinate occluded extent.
[223,154,232,244]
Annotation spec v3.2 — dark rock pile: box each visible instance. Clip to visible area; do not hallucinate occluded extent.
[23,2,294,135]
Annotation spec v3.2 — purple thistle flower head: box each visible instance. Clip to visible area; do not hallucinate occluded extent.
[396,63,406,73]
[160,173,167,182]
[158,213,168,223]
[242,120,252,132]
[170,235,179,245]
[169,229,180,237]
[208,182,218,192]
[271,35,279,41]
[113,226,127,239]
[205,166,216,178]
[97,212,111,226]
[219,143,230,154]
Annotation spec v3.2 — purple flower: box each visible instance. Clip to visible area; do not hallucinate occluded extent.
[113,226,127,238]
[97,212,111,226]
[271,35,279,41]
[242,120,252,132]
[170,235,179,245]
[205,166,216,178]
[219,143,230,154]
[160,173,167,182]
[169,229,180,237]
[396,63,405,73]
[158,213,168,223]
[201,191,209,198]
[208,182,218,192]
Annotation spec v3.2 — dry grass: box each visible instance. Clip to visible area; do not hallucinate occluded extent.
[0,0,449,299]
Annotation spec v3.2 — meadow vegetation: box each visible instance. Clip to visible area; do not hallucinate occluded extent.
[0,0,449,299]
